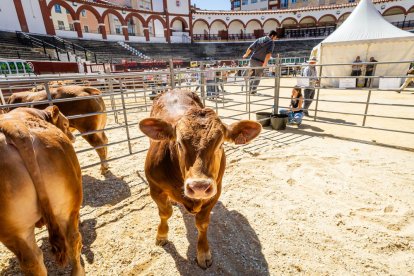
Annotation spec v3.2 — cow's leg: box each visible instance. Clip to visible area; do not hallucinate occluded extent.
[82,131,108,174]
[150,188,173,246]
[64,211,85,276]
[3,229,47,276]
[195,207,213,269]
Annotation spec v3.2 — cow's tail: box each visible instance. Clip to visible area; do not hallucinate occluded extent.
[0,121,68,265]
[82,87,101,95]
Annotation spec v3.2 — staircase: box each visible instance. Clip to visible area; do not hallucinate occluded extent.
[0,31,54,61]
[16,32,82,62]
[117,41,150,60]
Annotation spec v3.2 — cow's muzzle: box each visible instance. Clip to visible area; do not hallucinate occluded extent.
[184,178,216,200]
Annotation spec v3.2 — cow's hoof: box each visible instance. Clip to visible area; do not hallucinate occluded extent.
[197,250,212,269]
[100,164,109,175]
[155,237,168,246]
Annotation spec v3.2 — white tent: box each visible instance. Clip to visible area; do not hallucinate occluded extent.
[311,0,414,87]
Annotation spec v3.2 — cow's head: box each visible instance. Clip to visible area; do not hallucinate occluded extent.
[139,108,261,200]
[44,106,76,143]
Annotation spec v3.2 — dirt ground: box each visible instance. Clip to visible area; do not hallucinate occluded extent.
[1,76,413,275]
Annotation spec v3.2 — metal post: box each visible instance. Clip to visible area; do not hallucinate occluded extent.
[84,49,88,61]
[362,73,374,126]
[313,46,324,121]
[44,83,53,106]
[94,53,98,64]
[273,55,281,114]
[119,78,133,154]
[55,46,60,61]
[42,42,47,54]
[0,89,6,105]
[169,59,175,89]
[200,62,206,106]
[107,78,119,123]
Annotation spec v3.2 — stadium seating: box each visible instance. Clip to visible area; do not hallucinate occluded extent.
[0,31,55,61]
[0,31,322,63]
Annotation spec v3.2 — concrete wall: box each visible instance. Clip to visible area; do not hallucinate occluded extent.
[167,0,189,15]
[241,1,268,11]
[22,0,46,34]
[152,0,164,12]
[0,0,22,32]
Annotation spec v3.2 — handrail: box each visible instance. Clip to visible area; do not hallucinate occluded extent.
[53,35,97,63]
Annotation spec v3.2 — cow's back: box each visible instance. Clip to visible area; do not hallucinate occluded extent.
[0,119,81,238]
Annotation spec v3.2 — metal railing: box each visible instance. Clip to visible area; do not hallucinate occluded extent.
[0,59,413,171]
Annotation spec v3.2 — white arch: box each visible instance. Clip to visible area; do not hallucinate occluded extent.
[245,21,261,34]
[263,20,279,33]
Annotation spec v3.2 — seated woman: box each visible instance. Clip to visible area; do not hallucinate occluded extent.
[280,86,304,125]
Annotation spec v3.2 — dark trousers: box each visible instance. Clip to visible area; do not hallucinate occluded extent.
[365,71,373,87]
[351,70,362,76]
[249,59,264,94]
[351,70,362,86]
[303,88,315,115]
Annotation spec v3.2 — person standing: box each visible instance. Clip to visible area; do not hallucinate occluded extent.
[302,57,318,117]
[351,56,363,86]
[205,64,217,98]
[399,65,414,92]
[365,57,378,87]
[242,30,278,95]
[351,56,363,76]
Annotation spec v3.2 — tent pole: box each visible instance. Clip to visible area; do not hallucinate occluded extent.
[313,44,323,121]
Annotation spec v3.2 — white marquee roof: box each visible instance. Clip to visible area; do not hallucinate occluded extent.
[322,0,414,44]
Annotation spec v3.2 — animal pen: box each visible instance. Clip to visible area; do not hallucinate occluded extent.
[0,60,413,275]
[0,59,412,171]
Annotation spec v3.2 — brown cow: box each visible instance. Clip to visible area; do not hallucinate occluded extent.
[0,106,84,275]
[139,90,261,268]
[7,85,109,174]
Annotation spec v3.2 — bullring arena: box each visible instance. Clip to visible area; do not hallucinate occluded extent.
[0,69,413,275]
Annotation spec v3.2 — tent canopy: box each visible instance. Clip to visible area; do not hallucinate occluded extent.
[322,0,414,44]
[311,0,414,87]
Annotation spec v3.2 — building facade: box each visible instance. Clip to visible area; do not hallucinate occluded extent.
[231,0,370,11]
[0,0,412,43]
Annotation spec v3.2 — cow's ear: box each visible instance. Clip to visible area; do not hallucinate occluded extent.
[139,118,175,140]
[225,120,261,145]
[45,105,60,124]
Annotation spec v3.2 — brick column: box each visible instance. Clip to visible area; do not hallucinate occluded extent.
[99,23,107,39]
[39,0,55,35]
[73,21,83,38]
[122,26,129,41]
[13,0,29,32]
[144,28,150,41]
[188,0,193,43]
[163,0,171,43]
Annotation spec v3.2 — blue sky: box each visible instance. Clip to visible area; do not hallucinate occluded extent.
[191,0,231,10]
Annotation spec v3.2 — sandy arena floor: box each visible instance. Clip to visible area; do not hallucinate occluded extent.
[0,76,413,275]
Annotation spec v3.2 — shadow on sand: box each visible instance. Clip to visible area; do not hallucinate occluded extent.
[0,217,97,275]
[82,170,131,207]
[163,201,270,276]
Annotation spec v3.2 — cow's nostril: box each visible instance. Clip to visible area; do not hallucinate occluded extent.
[185,179,215,198]
[186,186,195,195]
[205,186,213,194]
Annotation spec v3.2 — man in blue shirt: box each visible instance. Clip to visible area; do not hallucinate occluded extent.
[243,30,278,94]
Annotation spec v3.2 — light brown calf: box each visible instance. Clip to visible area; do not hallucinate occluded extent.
[0,107,84,276]
[139,90,261,268]
[7,85,109,174]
